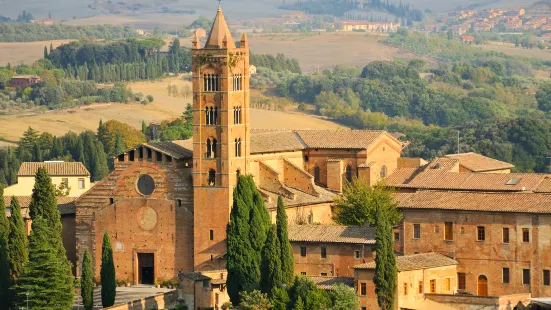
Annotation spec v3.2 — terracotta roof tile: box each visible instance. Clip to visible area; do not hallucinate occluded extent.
[142,140,192,159]
[288,225,376,245]
[250,131,305,154]
[296,130,389,149]
[18,162,89,176]
[398,190,551,214]
[425,158,460,171]
[308,276,354,290]
[3,196,76,218]
[354,253,458,271]
[444,152,514,172]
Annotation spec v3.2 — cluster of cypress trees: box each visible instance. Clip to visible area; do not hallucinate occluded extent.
[373,205,397,310]
[226,176,295,307]
[0,168,74,308]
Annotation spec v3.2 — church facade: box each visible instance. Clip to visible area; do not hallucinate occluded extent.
[74,5,402,284]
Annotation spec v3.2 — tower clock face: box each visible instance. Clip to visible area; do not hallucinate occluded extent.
[137,174,155,196]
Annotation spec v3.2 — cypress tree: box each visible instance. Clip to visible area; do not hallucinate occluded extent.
[43,46,48,59]
[276,196,294,285]
[141,120,147,137]
[261,225,282,296]
[94,141,109,182]
[49,42,53,55]
[100,232,116,307]
[0,188,11,305]
[29,168,59,229]
[81,248,94,310]
[13,217,74,309]
[374,206,397,310]
[77,139,85,164]
[32,143,42,162]
[7,197,27,282]
[227,175,255,304]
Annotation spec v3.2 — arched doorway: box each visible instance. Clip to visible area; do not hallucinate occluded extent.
[478,275,488,296]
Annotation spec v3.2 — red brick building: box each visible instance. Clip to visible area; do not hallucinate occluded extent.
[10,75,41,88]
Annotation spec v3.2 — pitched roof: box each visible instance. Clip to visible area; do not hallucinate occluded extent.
[425,157,460,171]
[4,196,76,218]
[354,253,458,271]
[288,225,376,245]
[309,276,354,290]
[295,130,391,149]
[18,162,90,177]
[143,140,193,160]
[398,190,551,214]
[250,130,305,154]
[387,169,548,192]
[205,6,235,49]
[444,152,514,172]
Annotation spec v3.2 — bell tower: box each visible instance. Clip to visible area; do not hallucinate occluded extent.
[192,5,251,271]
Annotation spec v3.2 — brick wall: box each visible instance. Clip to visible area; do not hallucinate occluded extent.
[103,291,178,310]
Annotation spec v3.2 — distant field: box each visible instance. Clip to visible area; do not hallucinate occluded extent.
[0,40,73,66]
[248,33,429,72]
[0,76,342,143]
[481,44,551,61]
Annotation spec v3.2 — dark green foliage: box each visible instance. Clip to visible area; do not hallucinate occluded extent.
[537,84,551,112]
[29,168,61,230]
[44,46,48,59]
[261,225,282,295]
[374,206,397,310]
[276,196,294,286]
[81,248,94,310]
[7,197,27,282]
[149,106,193,141]
[12,217,74,309]
[227,175,270,304]
[0,24,138,42]
[269,287,290,310]
[238,290,271,310]
[333,179,401,226]
[101,232,116,307]
[288,276,330,310]
[330,284,360,310]
[250,53,302,74]
[294,296,304,310]
[94,141,109,182]
[0,188,11,305]
[142,120,147,136]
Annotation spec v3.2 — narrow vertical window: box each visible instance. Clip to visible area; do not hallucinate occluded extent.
[203,74,207,91]
[300,247,306,257]
[458,273,466,290]
[477,226,485,241]
[206,139,212,158]
[503,268,510,284]
[430,280,436,293]
[523,269,531,285]
[503,227,509,244]
[445,222,453,241]
[418,281,423,294]
[205,107,210,125]
[360,283,367,296]
[209,230,214,240]
[394,232,400,241]
[313,166,320,183]
[445,278,451,291]
[208,169,216,186]
[523,228,530,243]
[413,224,421,239]
[544,270,550,286]
[78,178,85,189]
[354,250,360,259]
[403,283,408,295]
[321,247,326,259]
[212,139,217,158]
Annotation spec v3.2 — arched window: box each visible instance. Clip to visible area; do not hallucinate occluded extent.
[236,169,241,184]
[345,165,353,183]
[213,107,218,125]
[235,138,241,157]
[313,166,320,183]
[380,165,388,178]
[477,275,488,296]
[203,74,208,92]
[205,107,210,125]
[206,139,212,158]
[208,169,216,186]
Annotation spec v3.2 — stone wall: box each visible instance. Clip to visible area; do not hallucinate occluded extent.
[103,291,178,310]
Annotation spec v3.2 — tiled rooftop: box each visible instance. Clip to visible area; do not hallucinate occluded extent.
[354,253,458,271]
[445,152,514,172]
[308,276,354,290]
[288,225,376,245]
[142,140,193,160]
[3,196,76,218]
[18,162,90,177]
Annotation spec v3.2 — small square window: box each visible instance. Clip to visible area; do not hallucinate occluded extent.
[354,250,360,259]
[300,247,307,257]
[78,178,85,189]
[203,280,210,288]
[321,247,327,259]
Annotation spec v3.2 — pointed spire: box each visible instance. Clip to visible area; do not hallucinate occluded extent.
[240,32,248,48]
[192,31,200,49]
[205,5,235,49]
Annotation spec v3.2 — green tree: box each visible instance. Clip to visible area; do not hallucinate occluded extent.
[32,143,42,162]
[13,217,74,309]
[276,196,294,285]
[330,283,360,310]
[227,175,270,304]
[81,248,94,310]
[261,225,282,295]
[29,168,61,229]
[0,188,11,305]
[269,286,290,310]
[44,46,48,58]
[93,141,109,182]
[101,232,116,307]
[374,205,397,310]
[333,180,401,226]
[141,120,147,136]
[238,290,271,310]
[7,197,27,282]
